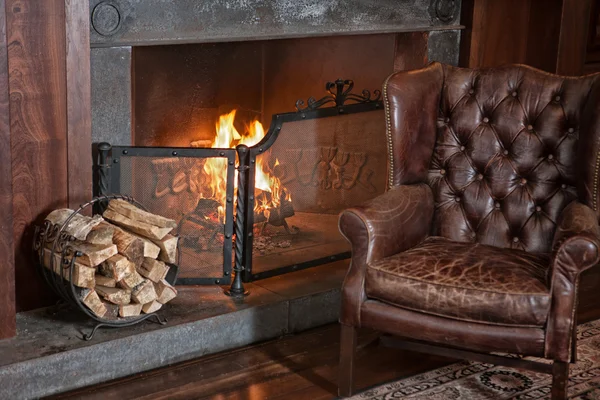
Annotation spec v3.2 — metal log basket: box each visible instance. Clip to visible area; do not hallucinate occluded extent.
[33,194,179,340]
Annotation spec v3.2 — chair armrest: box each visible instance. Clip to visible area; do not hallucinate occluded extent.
[338,183,434,326]
[551,202,600,276]
[545,202,600,361]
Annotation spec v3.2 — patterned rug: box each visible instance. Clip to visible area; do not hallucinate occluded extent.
[349,320,600,399]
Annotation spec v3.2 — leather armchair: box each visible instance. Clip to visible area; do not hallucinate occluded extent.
[338,62,600,400]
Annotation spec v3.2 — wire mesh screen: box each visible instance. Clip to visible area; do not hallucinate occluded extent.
[249,110,387,277]
[110,150,235,284]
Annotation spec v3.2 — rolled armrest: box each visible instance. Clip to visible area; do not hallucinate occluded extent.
[546,201,600,361]
[551,202,600,276]
[338,183,434,326]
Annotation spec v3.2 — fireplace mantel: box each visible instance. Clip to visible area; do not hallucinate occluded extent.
[89,0,463,47]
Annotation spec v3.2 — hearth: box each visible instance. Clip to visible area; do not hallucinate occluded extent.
[97,80,386,287]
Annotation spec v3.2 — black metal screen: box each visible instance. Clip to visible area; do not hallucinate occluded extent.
[104,146,236,285]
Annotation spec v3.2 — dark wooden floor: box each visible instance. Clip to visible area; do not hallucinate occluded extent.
[49,324,453,400]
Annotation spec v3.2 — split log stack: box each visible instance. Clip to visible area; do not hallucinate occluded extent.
[43,199,179,319]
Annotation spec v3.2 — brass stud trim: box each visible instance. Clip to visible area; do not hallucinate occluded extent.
[383,72,395,189]
[594,150,600,211]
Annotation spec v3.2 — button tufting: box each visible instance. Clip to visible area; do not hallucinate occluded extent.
[469,89,475,95]
[440,169,446,175]
[444,117,450,123]
[535,206,542,212]
[460,145,466,151]
[512,91,518,97]
[561,183,567,189]
[476,174,484,181]
[512,237,520,243]
[548,154,554,160]
[454,196,461,202]
[568,127,575,134]
[483,117,490,123]
[527,124,534,131]
[494,202,501,209]
[520,178,527,185]
[503,149,509,156]
[555,95,561,102]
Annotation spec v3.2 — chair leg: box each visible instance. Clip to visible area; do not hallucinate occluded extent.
[338,324,357,398]
[551,361,569,400]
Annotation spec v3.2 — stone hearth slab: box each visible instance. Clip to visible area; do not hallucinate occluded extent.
[0,260,348,399]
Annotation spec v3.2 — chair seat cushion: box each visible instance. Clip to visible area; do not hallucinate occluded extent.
[365,237,551,327]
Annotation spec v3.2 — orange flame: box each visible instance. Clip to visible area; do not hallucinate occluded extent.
[199,110,290,223]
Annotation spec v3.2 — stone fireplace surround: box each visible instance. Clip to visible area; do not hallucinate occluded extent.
[0,1,463,398]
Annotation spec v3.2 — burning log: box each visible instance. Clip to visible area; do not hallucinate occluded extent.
[40,200,180,320]
[253,189,294,225]
[178,198,224,252]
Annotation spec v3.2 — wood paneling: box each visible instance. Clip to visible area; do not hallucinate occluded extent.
[462,0,594,75]
[64,0,92,209]
[393,32,429,72]
[0,0,15,340]
[7,0,68,311]
[464,0,531,68]
[556,0,593,75]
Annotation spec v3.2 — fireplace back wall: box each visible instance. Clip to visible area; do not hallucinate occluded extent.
[133,34,400,147]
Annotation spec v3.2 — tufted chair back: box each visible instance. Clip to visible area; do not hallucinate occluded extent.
[385,62,600,254]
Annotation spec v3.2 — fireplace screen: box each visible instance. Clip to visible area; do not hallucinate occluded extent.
[96,79,387,284]
[244,108,387,280]
[100,147,236,285]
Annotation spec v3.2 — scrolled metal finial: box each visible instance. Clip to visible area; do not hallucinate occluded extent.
[295,79,382,112]
[429,0,459,23]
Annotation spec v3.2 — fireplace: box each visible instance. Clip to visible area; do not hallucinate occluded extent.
[90,0,464,286]
[97,78,386,286]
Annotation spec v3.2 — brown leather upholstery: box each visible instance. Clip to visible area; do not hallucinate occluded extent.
[366,237,551,326]
[339,63,600,367]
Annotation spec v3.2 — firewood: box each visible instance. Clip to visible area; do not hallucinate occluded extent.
[96,285,131,305]
[138,258,169,283]
[152,234,178,264]
[112,225,145,266]
[79,289,107,318]
[107,199,178,229]
[99,254,135,281]
[103,302,119,319]
[117,270,145,290]
[45,209,103,240]
[103,208,172,241]
[42,248,95,288]
[86,224,115,245]
[119,303,143,317]
[95,274,116,288]
[131,279,158,304]
[154,279,177,304]
[130,233,161,259]
[70,241,118,267]
[142,300,162,314]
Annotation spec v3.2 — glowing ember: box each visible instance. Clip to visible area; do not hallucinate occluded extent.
[197,110,291,223]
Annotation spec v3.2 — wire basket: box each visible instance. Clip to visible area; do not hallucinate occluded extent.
[33,194,179,340]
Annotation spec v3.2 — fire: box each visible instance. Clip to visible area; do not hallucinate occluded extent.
[199,110,290,223]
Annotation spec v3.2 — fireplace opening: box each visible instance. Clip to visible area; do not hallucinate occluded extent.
[96,33,405,282]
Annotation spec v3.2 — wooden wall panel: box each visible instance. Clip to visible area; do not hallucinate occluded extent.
[65,0,92,209]
[462,0,593,75]
[393,32,429,72]
[464,0,531,68]
[556,0,593,75]
[0,0,15,340]
[7,0,67,311]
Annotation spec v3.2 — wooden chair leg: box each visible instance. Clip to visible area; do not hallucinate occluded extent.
[338,324,357,398]
[551,361,569,400]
